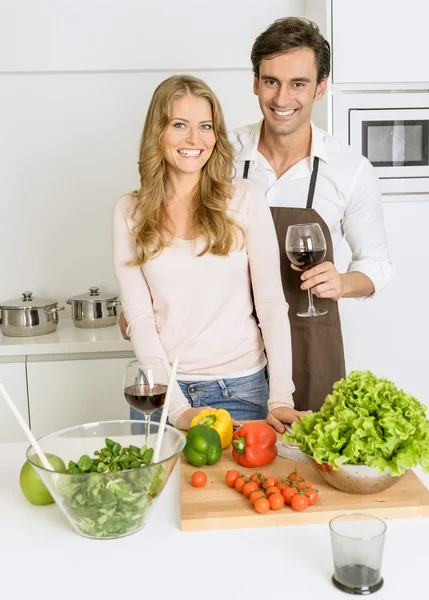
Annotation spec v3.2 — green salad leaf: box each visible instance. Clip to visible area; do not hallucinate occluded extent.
[57,439,165,537]
[284,370,429,476]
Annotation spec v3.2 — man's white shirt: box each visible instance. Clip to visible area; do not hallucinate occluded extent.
[230,120,395,295]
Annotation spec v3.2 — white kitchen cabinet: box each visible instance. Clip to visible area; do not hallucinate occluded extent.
[332,0,429,85]
[0,0,302,72]
[27,353,133,438]
[0,359,29,442]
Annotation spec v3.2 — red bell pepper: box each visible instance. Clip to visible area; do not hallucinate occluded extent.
[232,423,278,468]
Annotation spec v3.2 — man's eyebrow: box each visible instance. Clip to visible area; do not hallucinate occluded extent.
[260,75,312,83]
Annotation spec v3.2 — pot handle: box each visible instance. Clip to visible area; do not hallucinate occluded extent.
[107,299,122,307]
[45,305,65,315]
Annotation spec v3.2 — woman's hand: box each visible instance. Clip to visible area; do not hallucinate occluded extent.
[267,406,312,434]
[118,312,130,340]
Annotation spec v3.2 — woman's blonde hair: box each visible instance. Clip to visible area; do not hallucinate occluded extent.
[130,75,243,265]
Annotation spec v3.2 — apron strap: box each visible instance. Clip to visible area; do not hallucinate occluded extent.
[243,160,250,179]
[306,156,320,209]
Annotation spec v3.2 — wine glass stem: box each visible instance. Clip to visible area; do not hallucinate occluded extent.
[307,289,317,314]
[144,413,151,446]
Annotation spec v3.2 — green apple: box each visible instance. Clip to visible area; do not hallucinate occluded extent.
[20,453,67,505]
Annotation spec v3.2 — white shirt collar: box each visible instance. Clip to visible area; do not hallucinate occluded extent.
[238,120,329,164]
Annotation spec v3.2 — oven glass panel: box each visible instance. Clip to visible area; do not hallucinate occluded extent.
[362,120,428,167]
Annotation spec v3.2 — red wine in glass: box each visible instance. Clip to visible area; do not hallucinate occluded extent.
[124,383,167,412]
[123,358,168,441]
[286,223,328,317]
[288,248,326,270]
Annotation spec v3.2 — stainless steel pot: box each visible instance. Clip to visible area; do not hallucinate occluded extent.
[0,291,65,337]
[67,287,121,329]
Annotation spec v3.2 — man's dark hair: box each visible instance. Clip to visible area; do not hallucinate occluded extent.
[251,17,331,84]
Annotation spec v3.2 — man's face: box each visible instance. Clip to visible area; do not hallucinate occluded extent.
[254,47,327,137]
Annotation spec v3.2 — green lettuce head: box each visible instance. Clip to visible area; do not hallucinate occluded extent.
[284,370,429,476]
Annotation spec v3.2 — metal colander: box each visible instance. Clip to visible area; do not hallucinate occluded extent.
[305,455,404,495]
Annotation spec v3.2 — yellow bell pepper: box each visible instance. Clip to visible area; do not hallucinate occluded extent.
[190,408,233,449]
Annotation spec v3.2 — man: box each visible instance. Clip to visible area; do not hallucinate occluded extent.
[119,17,394,433]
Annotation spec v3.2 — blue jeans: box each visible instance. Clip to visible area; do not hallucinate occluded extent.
[129,368,269,423]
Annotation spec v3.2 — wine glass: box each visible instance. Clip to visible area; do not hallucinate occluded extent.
[123,358,168,430]
[286,223,328,318]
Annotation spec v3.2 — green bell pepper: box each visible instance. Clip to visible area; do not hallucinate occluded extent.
[183,425,222,467]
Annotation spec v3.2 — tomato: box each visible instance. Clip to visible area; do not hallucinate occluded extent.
[249,490,266,505]
[291,494,309,511]
[225,470,240,488]
[296,480,313,492]
[305,489,319,505]
[277,480,290,492]
[287,470,303,482]
[191,471,207,488]
[282,486,299,505]
[254,497,270,514]
[262,476,278,489]
[268,492,285,510]
[243,481,259,498]
[265,485,281,497]
[250,472,265,486]
[235,476,248,493]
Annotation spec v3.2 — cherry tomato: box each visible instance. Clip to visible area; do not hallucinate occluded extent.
[287,470,303,482]
[249,490,266,506]
[254,497,270,514]
[262,476,278,489]
[265,485,281,497]
[225,470,240,487]
[282,486,299,505]
[243,481,259,498]
[235,476,248,493]
[268,492,285,510]
[291,493,309,511]
[305,489,319,505]
[277,480,290,492]
[296,480,313,492]
[191,471,207,488]
[250,472,265,486]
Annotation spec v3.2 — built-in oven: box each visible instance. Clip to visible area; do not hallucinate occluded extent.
[333,92,429,197]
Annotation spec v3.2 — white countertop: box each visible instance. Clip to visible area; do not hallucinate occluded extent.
[1,442,429,600]
[0,318,132,357]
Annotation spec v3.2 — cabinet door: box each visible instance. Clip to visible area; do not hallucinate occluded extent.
[0,359,29,442]
[27,355,132,438]
[332,0,429,84]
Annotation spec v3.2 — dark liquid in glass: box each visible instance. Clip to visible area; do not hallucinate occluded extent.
[333,565,383,594]
[287,248,326,269]
[124,384,167,412]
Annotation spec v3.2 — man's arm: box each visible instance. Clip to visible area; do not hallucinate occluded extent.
[296,263,375,300]
[296,157,394,301]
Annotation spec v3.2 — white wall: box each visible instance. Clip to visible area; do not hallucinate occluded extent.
[0,0,304,307]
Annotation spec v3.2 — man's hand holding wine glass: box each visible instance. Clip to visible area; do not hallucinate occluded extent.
[292,260,345,302]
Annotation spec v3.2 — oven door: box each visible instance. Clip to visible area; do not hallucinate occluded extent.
[349,108,429,180]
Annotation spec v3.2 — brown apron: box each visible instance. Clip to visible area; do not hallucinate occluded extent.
[243,158,346,411]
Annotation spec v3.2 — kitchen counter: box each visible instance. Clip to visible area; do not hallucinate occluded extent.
[1,442,428,600]
[0,318,131,357]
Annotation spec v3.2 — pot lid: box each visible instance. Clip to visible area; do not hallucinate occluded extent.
[0,291,58,310]
[67,287,119,303]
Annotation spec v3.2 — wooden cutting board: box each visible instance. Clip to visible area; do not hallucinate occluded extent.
[180,435,429,532]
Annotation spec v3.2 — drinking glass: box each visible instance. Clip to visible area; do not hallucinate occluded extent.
[329,513,386,595]
[123,358,168,427]
[285,222,328,317]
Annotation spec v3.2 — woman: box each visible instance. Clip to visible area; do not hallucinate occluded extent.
[113,75,303,430]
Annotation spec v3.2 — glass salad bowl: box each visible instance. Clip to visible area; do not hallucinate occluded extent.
[26,420,186,539]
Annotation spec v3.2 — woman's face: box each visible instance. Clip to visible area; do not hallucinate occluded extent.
[162,94,216,177]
